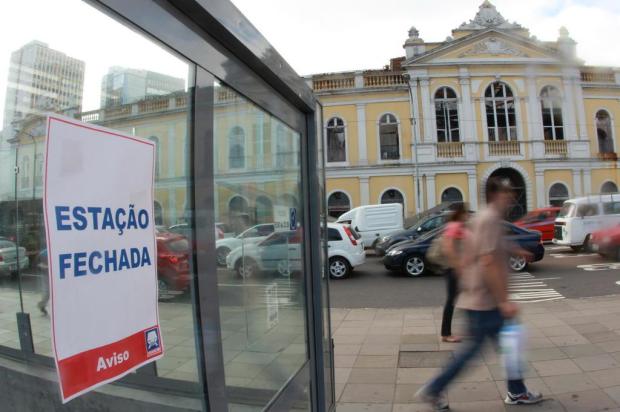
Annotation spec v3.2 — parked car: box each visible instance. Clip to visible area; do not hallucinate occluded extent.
[375,211,453,256]
[155,229,191,296]
[514,207,561,242]
[215,223,275,266]
[168,223,224,241]
[0,237,29,277]
[336,203,403,248]
[553,194,620,251]
[383,222,544,277]
[591,224,620,260]
[227,223,366,279]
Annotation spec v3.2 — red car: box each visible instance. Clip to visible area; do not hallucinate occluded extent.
[156,229,191,296]
[514,207,561,242]
[591,225,620,260]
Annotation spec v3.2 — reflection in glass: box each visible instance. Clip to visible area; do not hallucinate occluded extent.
[213,83,309,410]
[0,0,200,386]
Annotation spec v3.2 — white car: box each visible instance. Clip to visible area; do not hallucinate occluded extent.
[215,223,275,266]
[225,223,365,279]
[0,238,29,276]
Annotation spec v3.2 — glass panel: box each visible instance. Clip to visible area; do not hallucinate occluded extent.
[0,0,201,387]
[380,124,399,160]
[213,83,309,410]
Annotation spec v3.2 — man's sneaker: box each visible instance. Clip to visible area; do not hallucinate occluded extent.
[504,390,543,405]
[414,385,450,411]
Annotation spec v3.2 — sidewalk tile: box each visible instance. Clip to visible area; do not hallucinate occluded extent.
[454,364,493,382]
[337,403,392,412]
[336,327,370,336]
[528,337,557,349]
[548,335,590,347]
[366,335,402,344]
[360,344,400,356]
[604,386,620,404]
[368,328,405,336]
[572,323,609,334]
[597,340,620,353]
[489,362,539,380]
[526,347,569,362]
[355,355,399,368]
[572,354,619,372]
[335,355,358,367]
[399,343,439,352]
[556,389,618,411]
[392,404,433,412]
[335,344,362,356]
[401,334,438,344]
[560,344,605,358]
[541,373,599,394]
[582,331,620,344]
[542,326,579,337]
[335,334,367,344]
[335,367,352,383]
[397,368,440,384]
[447,381,501,402]
[345,309,377,321]
[449,400,506,411]
[340,383,395,403]
[532,360,582,377]
[393,384,423,403]
[586,367,620,388]
[348,368,397,384]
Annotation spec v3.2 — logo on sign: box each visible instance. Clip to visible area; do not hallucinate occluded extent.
[145,328,161,355]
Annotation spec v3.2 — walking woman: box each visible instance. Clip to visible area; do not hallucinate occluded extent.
[440,203,469,343]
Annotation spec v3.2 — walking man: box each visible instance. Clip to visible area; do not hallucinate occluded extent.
[416,177,542,411]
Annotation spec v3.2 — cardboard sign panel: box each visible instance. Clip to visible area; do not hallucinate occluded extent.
[43,115,163,402]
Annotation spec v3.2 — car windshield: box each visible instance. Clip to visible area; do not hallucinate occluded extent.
[558,203,575,218]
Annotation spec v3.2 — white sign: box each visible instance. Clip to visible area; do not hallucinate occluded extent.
[43,115,163,402]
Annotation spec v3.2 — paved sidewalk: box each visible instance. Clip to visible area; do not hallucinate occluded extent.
[332,295,620,411]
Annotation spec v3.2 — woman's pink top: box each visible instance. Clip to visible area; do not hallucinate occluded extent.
[443,221,466,240]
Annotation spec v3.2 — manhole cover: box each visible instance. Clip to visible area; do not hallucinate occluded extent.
[398,351,454,368]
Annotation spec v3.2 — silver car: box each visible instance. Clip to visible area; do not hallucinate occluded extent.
[0,238,29,276]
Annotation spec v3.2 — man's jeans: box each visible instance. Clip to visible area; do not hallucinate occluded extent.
[428,308,527,396]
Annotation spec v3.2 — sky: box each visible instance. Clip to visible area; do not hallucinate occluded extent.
[230,0,620,76]
[1,0,619,128]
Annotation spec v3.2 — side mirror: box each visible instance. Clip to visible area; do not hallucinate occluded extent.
[355,226,360,232]
[417,227,422,232]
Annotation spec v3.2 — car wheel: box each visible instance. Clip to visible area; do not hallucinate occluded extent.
[277,260,292,277]
[570,245,582,252]
[403,255,425,277]
[329,257,350,279]
[582,235,592,253]
[615,247,620,262]
[216,247,230,266]
[508,255,527,272]
[236,258,257,279]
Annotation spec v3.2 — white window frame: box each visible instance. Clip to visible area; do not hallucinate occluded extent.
[434,87,460,143]
[324,116,348,166]
[376,112,402,164]
[540,85,565,141]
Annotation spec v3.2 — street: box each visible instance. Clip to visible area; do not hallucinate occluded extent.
[329,244,620,308]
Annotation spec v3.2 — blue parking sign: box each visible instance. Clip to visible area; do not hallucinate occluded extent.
[289,208,297,230]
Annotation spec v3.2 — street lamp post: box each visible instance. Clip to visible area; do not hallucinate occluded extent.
[403,73,421,214]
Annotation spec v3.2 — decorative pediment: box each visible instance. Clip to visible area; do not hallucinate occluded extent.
[457,0,524,31]
[458,37,528,58]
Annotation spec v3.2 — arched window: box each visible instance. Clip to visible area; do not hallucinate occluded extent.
[435,87,459,142]
[148,136,160,177]
[276,125,295,168]
[228,126,245,169]
[601,181,618,194]
[327,191,351,218]
[541,86,564,140]
[441,187,463,204]
[381,189,404,205]
[548,183,569,207]
[20,155,30,189]
[229,196,248,214]
[596,110,614,154]
[379,114,400,160]
[279,193,298,209]
[153,201,163,226]
[485,82,517,141]
[326,117,346,162]
[255,196,273,223]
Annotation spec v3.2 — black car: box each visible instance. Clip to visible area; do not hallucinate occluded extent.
[374,212,451,256]
[383,222,545,277]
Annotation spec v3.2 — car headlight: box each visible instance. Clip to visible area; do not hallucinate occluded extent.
[387,249,403,256]
[380,236,389,243]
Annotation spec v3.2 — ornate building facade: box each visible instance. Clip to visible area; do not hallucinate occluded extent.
[311,1,620,219]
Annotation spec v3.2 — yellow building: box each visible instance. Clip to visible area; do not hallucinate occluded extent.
[311,1,620,220]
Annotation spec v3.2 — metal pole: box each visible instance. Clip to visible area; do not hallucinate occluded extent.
[13,141,25,313]
[404,74,421,214]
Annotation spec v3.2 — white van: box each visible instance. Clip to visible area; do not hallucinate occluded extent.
[336,203,404,248]
[553,194,620,251]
